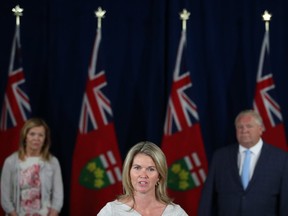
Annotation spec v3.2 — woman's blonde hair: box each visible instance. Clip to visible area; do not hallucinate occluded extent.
[18,118,52,161]
[118,141,172,205]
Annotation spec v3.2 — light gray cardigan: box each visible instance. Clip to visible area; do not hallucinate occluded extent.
[1,152,64,214]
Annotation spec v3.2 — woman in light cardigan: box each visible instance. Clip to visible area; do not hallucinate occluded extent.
[1,118,63,216]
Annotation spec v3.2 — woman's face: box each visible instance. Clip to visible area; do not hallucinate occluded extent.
[25,126,46,156]
[130,153,160,196]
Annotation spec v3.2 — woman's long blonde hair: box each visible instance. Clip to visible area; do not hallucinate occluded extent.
[18,118,52,161]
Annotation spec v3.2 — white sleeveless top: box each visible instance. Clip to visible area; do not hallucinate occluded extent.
[97,200,188,216]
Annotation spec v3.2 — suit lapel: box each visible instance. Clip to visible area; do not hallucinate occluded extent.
[229,145,243,188]
[245,143,269,190]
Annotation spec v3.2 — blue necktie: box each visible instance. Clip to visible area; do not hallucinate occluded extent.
[241,150,251,189]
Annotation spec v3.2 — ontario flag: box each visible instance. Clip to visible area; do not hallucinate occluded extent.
[69,23,122,215]
[253,28,287,150]
[0,24,31,173]
[161,28,208,215]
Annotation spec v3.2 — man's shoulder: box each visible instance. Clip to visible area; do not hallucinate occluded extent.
[210,144,238,163]
[214,143,238,154]
[263,142,287,154]
[262,142,288,157]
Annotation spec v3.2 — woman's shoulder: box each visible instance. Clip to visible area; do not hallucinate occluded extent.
[107,200,131,209]
[4,152,18,163]
[47,155,60,164]
[98,200,135,216]
[164,203,188,215]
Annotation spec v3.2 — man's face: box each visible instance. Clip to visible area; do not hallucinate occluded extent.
[236,114,263,148]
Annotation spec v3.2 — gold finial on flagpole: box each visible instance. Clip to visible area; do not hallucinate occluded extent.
[95,7,106,29]
[262,10,271,32]
[12,5,23,26]
[180,9,190,31]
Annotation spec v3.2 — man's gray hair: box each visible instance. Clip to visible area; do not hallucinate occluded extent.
[235,109,264,127]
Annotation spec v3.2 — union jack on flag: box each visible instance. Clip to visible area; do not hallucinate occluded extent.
[164,30,199,136]
[79,28,112,134]
[253,29,287,150]
[0,26,30,131]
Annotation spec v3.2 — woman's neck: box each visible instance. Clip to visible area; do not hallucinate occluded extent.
[25,150,41,157]
[133,195,166,216]
[135,193,157,206]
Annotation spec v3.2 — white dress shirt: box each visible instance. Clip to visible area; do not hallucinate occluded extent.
[238,138,263,180]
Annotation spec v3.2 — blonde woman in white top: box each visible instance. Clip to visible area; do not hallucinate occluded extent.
[98,141,188,216]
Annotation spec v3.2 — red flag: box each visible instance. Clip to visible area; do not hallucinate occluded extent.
[253,29,287,150]
[0,24,31,216]
[0,24,31,173]
[70,24,123,215]
[161,29,208,215]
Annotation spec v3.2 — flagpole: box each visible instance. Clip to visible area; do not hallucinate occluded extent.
[180,9,190,31]
[95,7,106,29]
[262,10,271,32]
[12,5,23,26]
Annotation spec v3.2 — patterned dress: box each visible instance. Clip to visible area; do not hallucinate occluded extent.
[19,157,50,216]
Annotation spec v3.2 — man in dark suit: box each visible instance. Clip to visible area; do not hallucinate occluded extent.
[198,109,288,216]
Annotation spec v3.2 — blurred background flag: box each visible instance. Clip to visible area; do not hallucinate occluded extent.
[0,5,31,216]
[253,11,287,150]
[161,9,208,215]
[0,4,31,179]
[69,8,123,215]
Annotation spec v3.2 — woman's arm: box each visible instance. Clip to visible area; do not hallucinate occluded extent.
[1,154,17,214]
[50,157,64,213]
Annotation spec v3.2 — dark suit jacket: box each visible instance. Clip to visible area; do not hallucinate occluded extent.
[198,143,288,216]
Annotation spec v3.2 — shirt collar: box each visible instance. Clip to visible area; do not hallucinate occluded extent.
[239,138,263,155]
